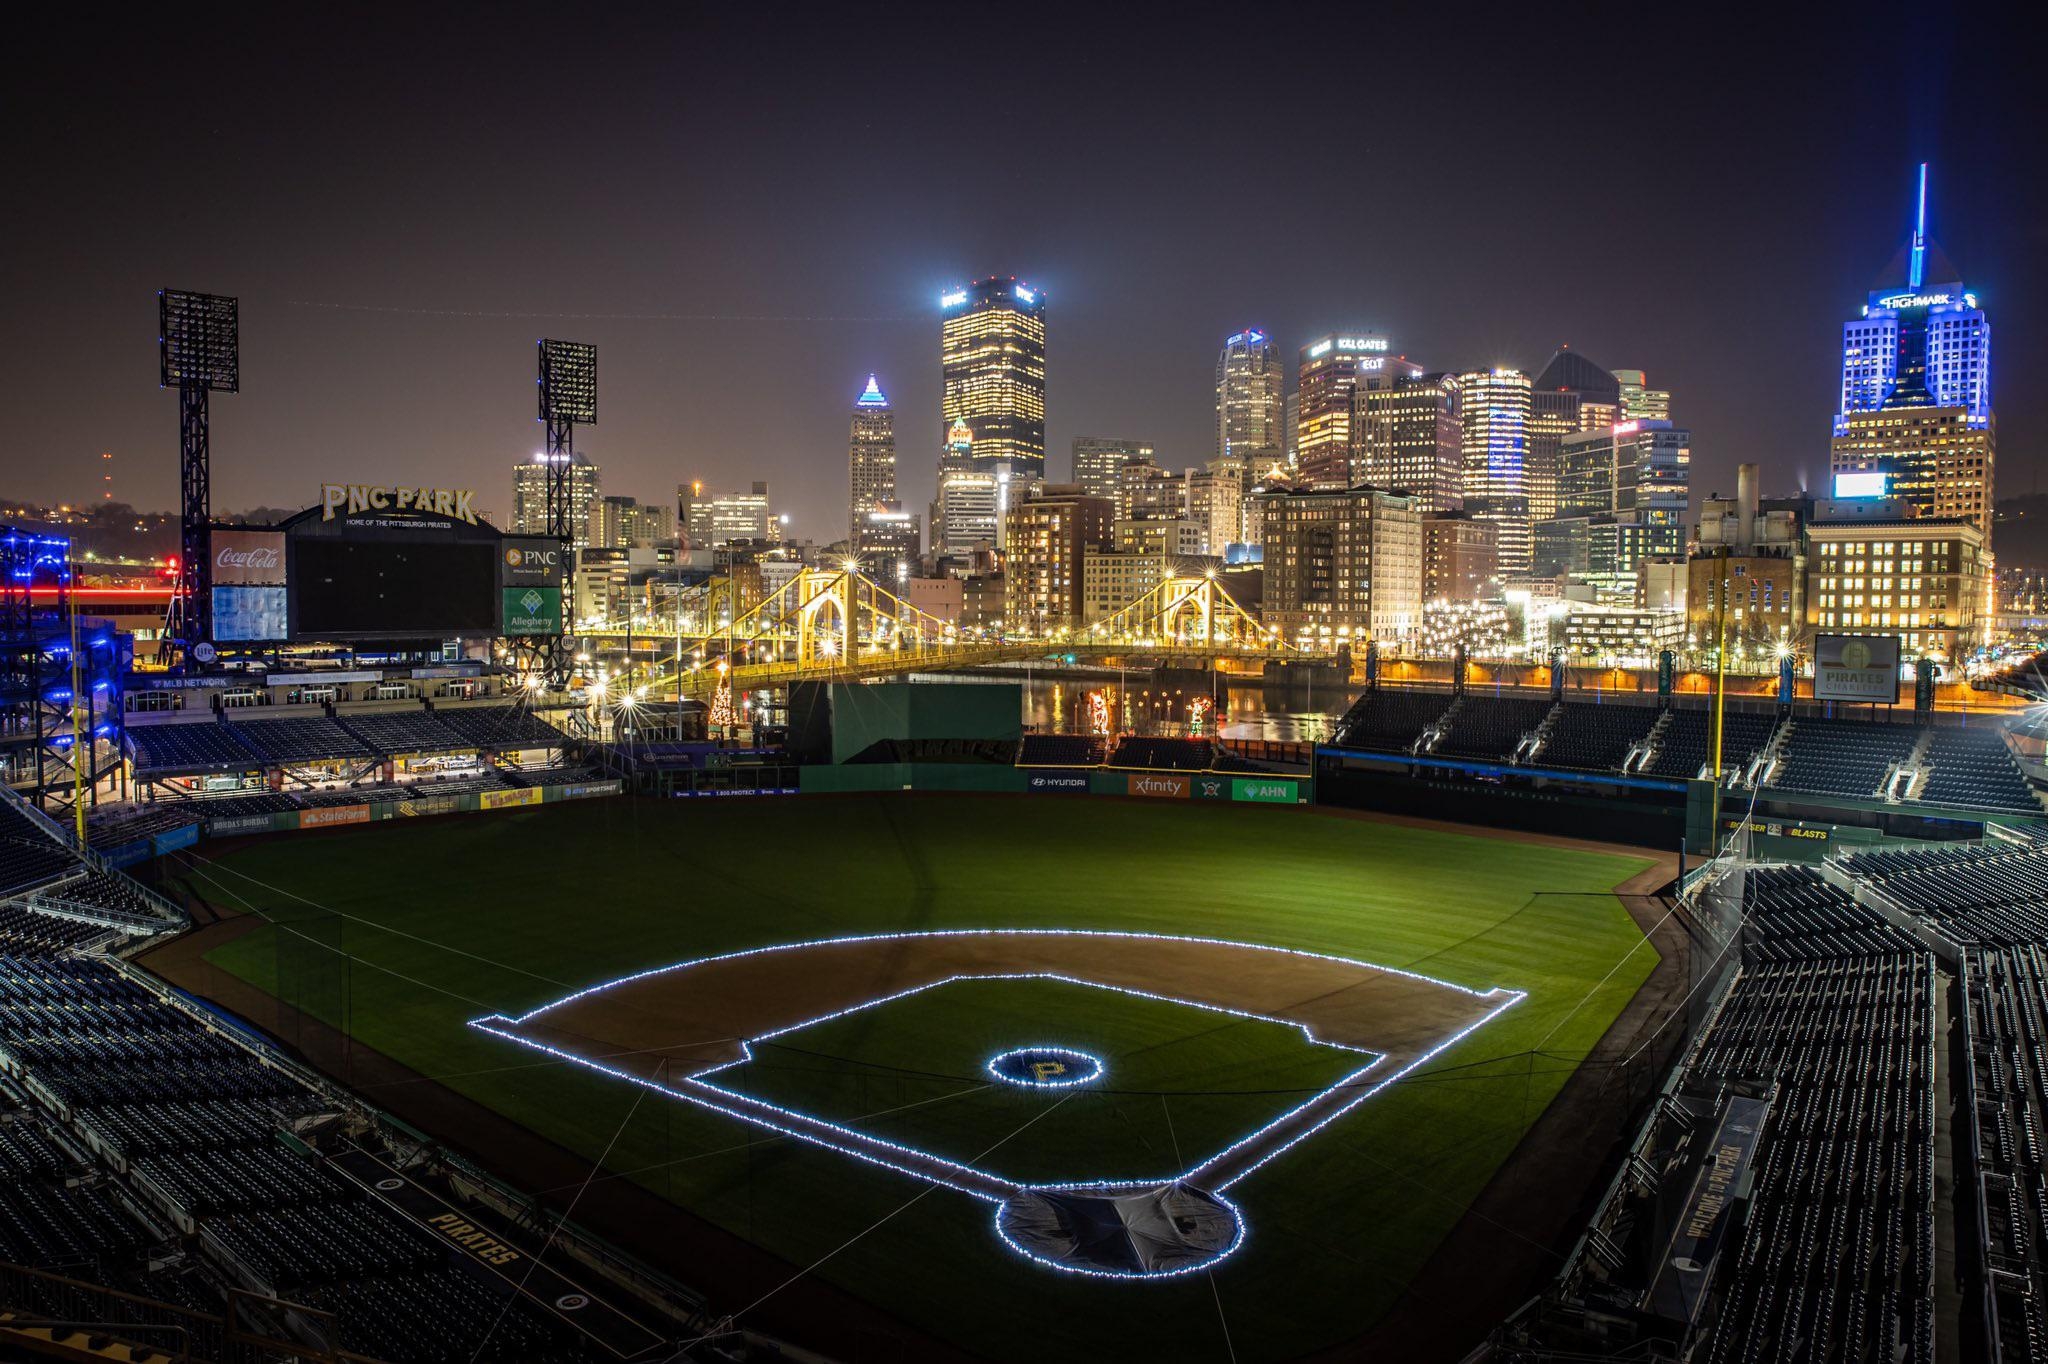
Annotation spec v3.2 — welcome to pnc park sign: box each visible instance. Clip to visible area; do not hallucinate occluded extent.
[320,483,480,524]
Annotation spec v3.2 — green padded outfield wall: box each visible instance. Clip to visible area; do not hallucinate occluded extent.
[826,681,1024,764]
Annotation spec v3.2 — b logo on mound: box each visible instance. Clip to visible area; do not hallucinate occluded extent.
[987,1046,1105,1090]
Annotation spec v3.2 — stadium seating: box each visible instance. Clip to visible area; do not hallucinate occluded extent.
[1689,945,1937,1364]
[432,705,572,749]
[1330,688,1453,752]
[1643,706,1779,780]
[1959,944,2048,1358]
[1105,736,1213,770]
[1837,844,2048,946]
[1016,734,1109,767]
[1,803,81,895]
[1918,724,2041,814]
[0,903,635,1363]
[86,805,205,849]
[1765,716,1921,797]
[1432,696,1551,762]
[335,708,469,755]
[226,715,374,764]
[124,722,257,774]
[1740,864,1924,960]
[1534,700,1660,772]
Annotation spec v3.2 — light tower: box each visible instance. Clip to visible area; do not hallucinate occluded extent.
[521,338,596,687]
[157,289,238,665]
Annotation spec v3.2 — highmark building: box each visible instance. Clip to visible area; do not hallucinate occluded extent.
[940,278,1047,486]
[1829,164,1993,540]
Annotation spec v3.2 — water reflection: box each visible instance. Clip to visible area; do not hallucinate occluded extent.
[1018,678,1352,744]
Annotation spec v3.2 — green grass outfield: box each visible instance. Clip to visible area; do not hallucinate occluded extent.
[183,795,1658,1362]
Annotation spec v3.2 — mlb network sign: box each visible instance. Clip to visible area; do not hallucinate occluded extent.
[321,484,480,523]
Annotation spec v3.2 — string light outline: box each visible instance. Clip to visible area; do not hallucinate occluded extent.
[471,929,1525,1279]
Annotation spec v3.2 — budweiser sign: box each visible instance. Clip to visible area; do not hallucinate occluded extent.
[210,530,287,585]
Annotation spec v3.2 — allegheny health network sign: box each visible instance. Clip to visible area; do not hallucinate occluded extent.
[502,586,563,636]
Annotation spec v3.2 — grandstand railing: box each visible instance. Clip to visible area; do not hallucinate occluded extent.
[0,779,187,930]
[0,1260,387,1363]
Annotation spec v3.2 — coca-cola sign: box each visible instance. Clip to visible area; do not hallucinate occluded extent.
[210,530,287,585]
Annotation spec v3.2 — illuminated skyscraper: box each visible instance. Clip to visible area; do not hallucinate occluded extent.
[1829,163,1994,541]
[1835,163,1990,435]
[1612,369,1671,421]
[1457,369,1533,577]
[1215,329,1284,465]
[1357,371,1463,511]
[1528,348,1622,523]
[1295,333,1391,489]
[512,451,600,551]
[848,375,896,547]
[940,278,1047,483]
[1072,437,1155,503]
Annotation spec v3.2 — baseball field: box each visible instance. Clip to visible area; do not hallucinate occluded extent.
[159,793,1667,1361]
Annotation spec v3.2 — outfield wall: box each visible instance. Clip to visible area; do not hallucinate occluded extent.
[98,779,623,866]
[799,763,1310,804]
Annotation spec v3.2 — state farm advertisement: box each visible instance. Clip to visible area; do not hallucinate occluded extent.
[211,529,287,585]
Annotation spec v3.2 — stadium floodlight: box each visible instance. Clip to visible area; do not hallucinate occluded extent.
[160,289,239,392]
[538,338,597,425]
[158,289,239,666]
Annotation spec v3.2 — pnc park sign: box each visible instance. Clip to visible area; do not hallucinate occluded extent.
[321,483,481,524]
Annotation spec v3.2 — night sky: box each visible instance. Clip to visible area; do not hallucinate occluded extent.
[8,4,2042,540]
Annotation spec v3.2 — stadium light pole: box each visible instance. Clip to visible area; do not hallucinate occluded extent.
[521,339,596,690]
[158,289,238,668]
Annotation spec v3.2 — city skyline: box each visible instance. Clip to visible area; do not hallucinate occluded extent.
[4,7,2039,548]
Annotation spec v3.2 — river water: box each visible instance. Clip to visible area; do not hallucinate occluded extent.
[1016,676,1354,743]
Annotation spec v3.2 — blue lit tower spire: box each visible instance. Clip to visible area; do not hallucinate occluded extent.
[1908,161,1928,289]
[1833,162,1989,435]
[856,374,888,407]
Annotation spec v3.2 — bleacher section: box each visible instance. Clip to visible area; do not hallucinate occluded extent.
[1331,688,1453,753]
[1961,945,2048,1359]
[1432,696,1551,762]
[1,804,80,897]
[1919,725,2041,814]
[1766,717,1922,798]
[1837,844,2048,946]
[335,709,468,755]
[1644,706,1779,780]
[0,906,644,1362]
[1689,945,1937,1362]
[124,723,257,775]
[225,715,374,765]
[1016,734,1109,767]
[433,705,572,749]
[1105,736,1214,771]
[1740,864,1923,960]
[1535,701,1660,772]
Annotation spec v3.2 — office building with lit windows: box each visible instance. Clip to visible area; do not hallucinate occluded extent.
[1295,333,1393,489]
[1255,483,1421,643]
[1003,485,1113,632]
[1527,348,1623,523]
[847,375,896,547]
[1215,329,1284,465]
[940,278,1047,484]
[1807,503,1987,660]
[1830,407,1994,536]
[1072,437,1155,504]
[1612,368,1671,421]
[1456,368,1533,577]
[930,468,1001,556]
[1356,371,1463,512]
[681,482,772,549]
[512,452,600,551]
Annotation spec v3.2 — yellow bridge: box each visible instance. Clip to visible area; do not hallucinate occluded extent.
[569,567,1329,701]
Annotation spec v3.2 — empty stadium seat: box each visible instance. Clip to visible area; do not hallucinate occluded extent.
[1535,701,1660,772]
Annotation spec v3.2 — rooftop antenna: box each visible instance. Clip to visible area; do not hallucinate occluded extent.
[1908,162,1928,289]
